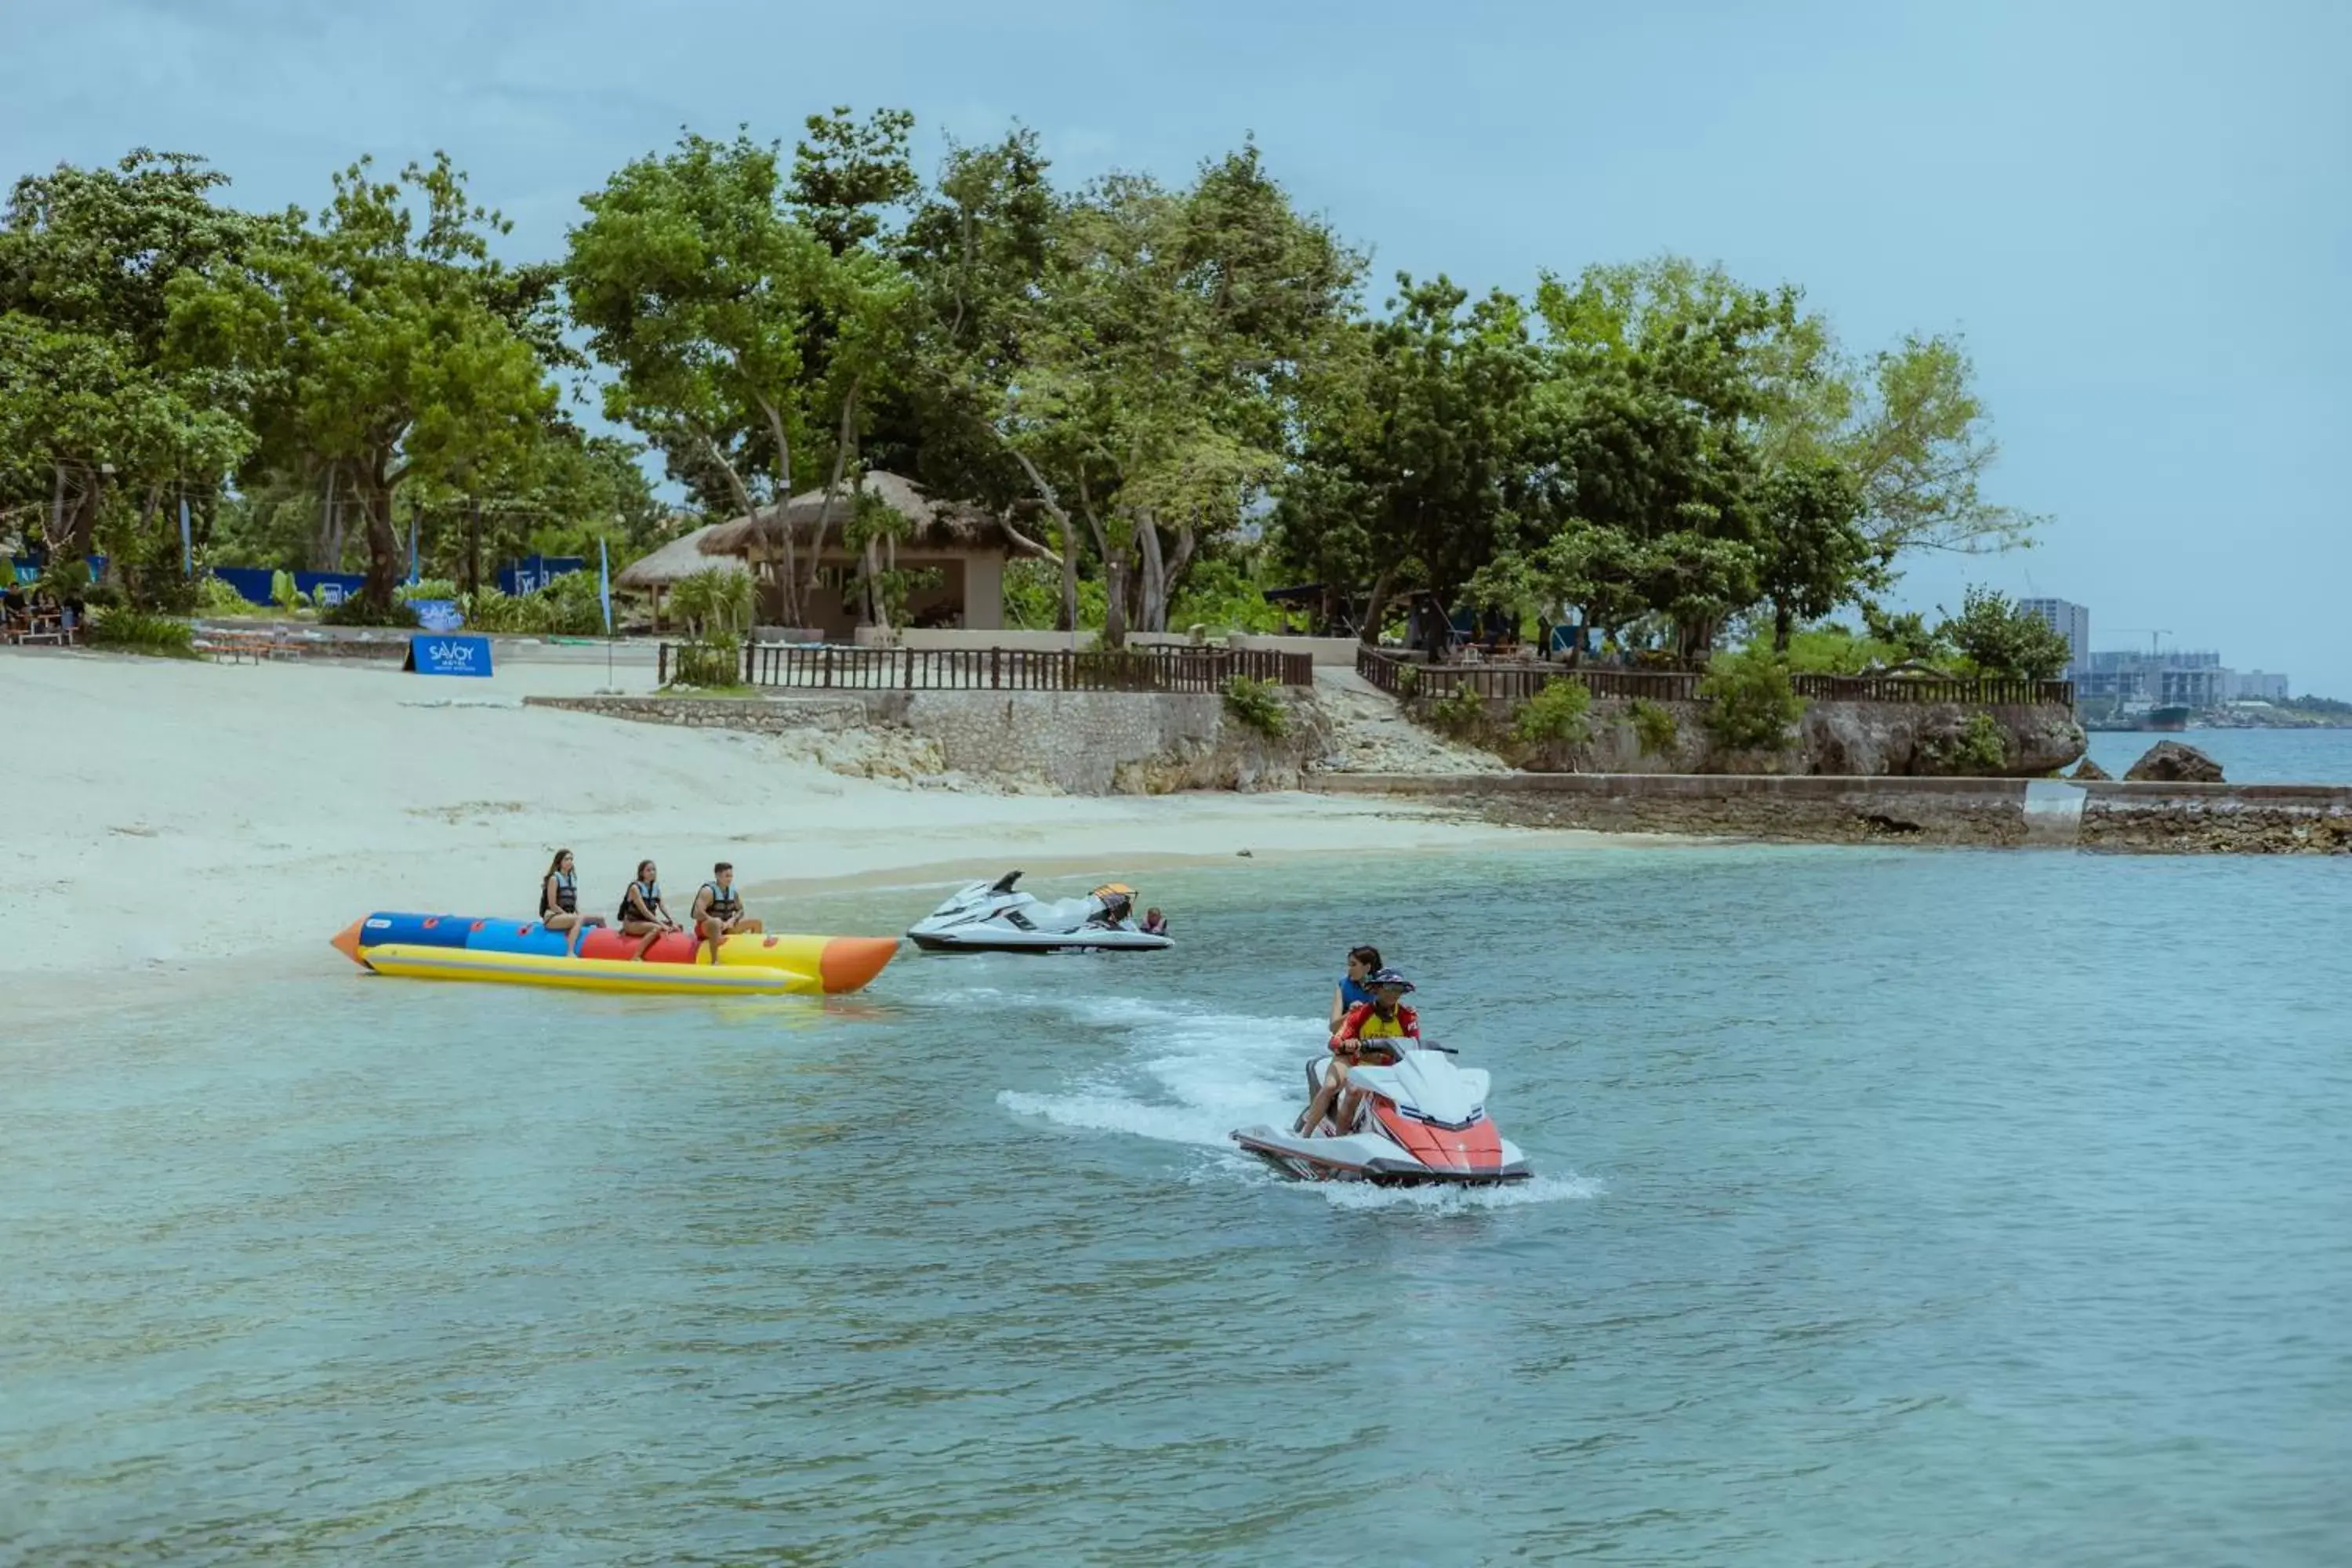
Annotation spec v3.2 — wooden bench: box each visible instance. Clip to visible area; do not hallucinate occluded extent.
[198,630,286,664]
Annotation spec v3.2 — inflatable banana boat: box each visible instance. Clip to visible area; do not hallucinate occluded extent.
[331,913,898,996]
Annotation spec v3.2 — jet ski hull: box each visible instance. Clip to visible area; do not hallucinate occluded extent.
[908,929,1173,954]
[1231,1048,1531,1185]
[1232,1125,1531,1185]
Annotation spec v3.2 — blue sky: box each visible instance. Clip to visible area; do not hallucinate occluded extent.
[5,0,2345,688]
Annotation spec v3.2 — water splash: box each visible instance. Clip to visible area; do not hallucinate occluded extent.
[993,987,1596,1206]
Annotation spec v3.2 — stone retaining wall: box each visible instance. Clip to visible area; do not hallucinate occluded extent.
[2077,782,2352,854]
[526,688,1330,796]
[1318,771,2034,844]
[524,695,870,733]
[1316,772,2352,853]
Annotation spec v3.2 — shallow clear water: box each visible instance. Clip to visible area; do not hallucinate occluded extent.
[2085,726,2352,782]
[6,848,2350,1565]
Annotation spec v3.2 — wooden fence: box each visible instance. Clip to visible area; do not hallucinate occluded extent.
[659,641,1316,692]
[1356,646,2072,708]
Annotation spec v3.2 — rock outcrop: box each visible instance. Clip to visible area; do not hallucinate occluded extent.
[2125,740,2225,783]
[2071,757,2112,781]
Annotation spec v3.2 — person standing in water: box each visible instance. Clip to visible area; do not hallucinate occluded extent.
[618,860,680,959]
[688,862,764,964]
[539,848,608,956]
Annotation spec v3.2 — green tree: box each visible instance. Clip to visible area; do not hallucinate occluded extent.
[1753,456,1871,650]
[168,154,560,608]
[1937,584,2071,680]
[1000,147,1356,642]
[1275,274,1546,643]
[569,129,900,627]
[0,150,270,579]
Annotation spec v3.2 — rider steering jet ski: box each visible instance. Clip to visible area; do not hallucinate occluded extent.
[1231,969,1529,1185]
[906,871,1173,954]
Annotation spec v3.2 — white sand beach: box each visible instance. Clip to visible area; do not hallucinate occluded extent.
[4,648,1563,981]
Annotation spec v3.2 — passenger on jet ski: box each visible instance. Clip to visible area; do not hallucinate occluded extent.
[1087,887,1136,929]
[1298,967,1419,1137]
[1328,944,1382,1032]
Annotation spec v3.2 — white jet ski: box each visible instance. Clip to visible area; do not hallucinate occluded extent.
[1232,1044,1530,1186]
[906,871,1173,954]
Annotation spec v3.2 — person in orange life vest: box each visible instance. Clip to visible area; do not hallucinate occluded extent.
[1296,967,1419,1136]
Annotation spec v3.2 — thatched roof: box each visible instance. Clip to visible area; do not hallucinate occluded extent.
[615,524,748,590]
[698,471,1000,557]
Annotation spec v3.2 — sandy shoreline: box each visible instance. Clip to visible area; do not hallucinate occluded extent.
[7,649,1613,983]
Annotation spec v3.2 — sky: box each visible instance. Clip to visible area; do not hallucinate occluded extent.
[4,0,2346,689]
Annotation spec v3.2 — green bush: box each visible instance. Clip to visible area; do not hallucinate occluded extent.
[542,568,609,635]
[1939,586,2072,681]
[88,607,198,659]
[1511,677,1593,746]
[669,566,753,638]
[1922,710,2010,775]
[320,596,421,628]
[1426,682,1490,739]
[394,578,459,603]
[1628,697,1679,756]
[269,569,304,612]
[669,633,742,688]
[1699,646,1804,753]
[195,575,257,616]
[1221,674,1289,739]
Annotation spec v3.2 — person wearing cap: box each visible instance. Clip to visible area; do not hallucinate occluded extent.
[1297,967,1420,1137]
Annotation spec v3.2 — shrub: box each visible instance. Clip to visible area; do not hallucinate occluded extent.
[320,596,421,628]
[541,568,608,635]
[196,575,258,616]
[270,569,303,612]
[1510,677,1593,746]
[1699,646,1804,753]
[1922,710,2010,775]
[669,566,753,638]
[1938,586,2072,681]
[669,633,742,688]
[1395,663,1420,698]
[394,578,459,603]
[88,607,198,658]
[1221,674,1289,739]
[1426,681,1490,739]
[1628,697,1679,756]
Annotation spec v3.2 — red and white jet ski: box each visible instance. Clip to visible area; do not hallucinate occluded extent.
[1231,1044,1530,1186]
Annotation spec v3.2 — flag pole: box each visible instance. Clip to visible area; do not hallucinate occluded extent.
[599,535,614,691]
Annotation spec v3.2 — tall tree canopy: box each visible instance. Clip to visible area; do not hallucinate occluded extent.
[168,153,561,607]
[2,124,2045,642]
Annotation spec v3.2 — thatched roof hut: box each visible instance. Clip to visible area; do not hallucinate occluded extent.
[697,471,999,557]
[615,524,745,592]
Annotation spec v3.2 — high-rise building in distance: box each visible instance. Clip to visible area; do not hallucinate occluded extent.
[2018,597,2090,677]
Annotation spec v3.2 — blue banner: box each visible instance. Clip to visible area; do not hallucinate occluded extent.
[498,554,585,596]
[206,568,368,607]
[405,634,493,677]
[408,598,463,632]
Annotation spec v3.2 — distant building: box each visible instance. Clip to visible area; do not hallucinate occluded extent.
[2018,597,2090,677]
[2224,670,2292,702]
[2080,649,2227,711]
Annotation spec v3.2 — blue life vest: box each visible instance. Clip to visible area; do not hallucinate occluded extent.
[543,869,577,916]
[1340,975,1375,1010]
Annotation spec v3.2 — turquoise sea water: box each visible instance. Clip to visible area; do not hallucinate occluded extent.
[5,848,2350,1565]
[2085,726,2352,782]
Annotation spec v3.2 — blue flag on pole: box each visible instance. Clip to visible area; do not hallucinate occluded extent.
[598,538,612,634]
[179,498,192,577]
[407,522,419,586]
